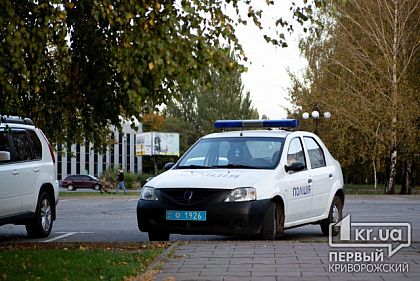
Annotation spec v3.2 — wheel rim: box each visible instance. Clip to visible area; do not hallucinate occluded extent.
[332,205,340,223]
[94,184,100,190]
[40,198,52,232]
[68,185,73,191]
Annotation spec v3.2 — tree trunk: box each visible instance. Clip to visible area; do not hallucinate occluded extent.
[386,149,397,194]
[400,160,413,195]
[385,0,399,195]
[372,159,377,190]
[400,161,407,194]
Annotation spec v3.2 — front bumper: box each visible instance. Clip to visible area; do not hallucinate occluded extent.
[137,198,271,236]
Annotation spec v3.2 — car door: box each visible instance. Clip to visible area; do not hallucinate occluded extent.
[0,130,21,216]
[303,136,333,217]
[81,175,91,188]
[284,137,313,223]
[74,175,83,188]
[10,130,38,213]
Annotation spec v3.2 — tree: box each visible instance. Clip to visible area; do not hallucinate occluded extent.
[288,0,419,192]
[165,62,259,149]
[1,0,319,148]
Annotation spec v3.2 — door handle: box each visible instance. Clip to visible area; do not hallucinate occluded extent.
[34,168,40,173]
[308,178,313,183]
[329,174,333,178]
[12,169,19,175]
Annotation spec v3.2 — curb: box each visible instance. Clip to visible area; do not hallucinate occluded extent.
[148,242,180,271]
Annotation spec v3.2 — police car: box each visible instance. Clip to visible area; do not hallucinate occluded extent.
[137,119,344,241]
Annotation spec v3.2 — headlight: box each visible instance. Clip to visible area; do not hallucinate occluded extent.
[225,187,256,202]
[140,186,158,201]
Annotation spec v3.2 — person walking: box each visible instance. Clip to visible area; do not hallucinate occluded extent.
[115,169,127,194]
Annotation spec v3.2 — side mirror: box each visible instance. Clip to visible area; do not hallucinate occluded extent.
[164,162,175,170]
[285,162,305,173]
[0,151,10,161]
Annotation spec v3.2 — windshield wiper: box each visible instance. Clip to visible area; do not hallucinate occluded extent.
[210,164,260,169]
[177,165,208,169]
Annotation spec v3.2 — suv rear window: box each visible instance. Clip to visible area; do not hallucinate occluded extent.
[28,130,42,160]
[11,131,32,161]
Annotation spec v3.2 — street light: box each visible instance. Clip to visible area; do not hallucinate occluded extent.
[302,110,331,134]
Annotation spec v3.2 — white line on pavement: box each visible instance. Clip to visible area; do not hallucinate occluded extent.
[43,231,94,243]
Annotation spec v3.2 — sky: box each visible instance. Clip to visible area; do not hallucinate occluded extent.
[234,2,308,119]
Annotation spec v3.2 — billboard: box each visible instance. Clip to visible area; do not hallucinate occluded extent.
[136,132,180,156]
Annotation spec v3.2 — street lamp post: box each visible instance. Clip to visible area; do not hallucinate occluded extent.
[302,111,331,135]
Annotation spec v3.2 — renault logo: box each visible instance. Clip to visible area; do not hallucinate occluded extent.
[184,191,193,201]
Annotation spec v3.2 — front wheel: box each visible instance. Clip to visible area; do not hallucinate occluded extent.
[25,192,54,238]
[148,231,170,241]
[94,184,100,191]
[67,184,75,191]
[320,195,343,236]
[260,201,284,240]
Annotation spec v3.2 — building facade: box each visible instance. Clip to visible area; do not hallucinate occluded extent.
[54,121,142,180]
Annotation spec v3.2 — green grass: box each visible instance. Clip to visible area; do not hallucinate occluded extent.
[59,191,140,197]
[345,184,418,195]
[0,245,164,281]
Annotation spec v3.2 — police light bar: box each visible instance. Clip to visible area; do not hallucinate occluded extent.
[214,119,298,129]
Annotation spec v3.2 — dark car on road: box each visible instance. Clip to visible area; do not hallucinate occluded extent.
[60,175,101,191]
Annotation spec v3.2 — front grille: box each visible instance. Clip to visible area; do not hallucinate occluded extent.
[158,188,230,205]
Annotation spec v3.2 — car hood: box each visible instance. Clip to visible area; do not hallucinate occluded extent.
[146,169,273,189]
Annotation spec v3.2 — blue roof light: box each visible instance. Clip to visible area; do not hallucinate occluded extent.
[214,119,298,129]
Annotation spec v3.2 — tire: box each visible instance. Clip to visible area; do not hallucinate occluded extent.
[260,201,283,240]
[320,195,343,236]
[25,192,54,238]
[94,184,100,191]
[148,231,170,241]
[67,184,75,191]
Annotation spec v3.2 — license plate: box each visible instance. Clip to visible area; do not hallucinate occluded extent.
[166,210,207,221]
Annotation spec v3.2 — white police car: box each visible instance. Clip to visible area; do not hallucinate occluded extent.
[137,119,344,241]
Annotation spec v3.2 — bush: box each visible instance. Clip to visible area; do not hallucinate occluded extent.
[100,167,141,190]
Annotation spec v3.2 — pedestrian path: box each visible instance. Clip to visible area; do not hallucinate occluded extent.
[154,241,420,281]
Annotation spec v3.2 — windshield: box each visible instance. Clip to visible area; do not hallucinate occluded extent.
[177,137,285,169]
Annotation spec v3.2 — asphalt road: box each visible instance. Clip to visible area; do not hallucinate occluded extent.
[1,195,419,243]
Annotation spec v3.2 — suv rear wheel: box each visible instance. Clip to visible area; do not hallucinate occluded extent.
[25,192,53,238]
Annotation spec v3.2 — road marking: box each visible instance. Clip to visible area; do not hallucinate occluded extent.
[44,231,94,243]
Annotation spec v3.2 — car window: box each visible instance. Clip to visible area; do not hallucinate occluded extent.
[11,131,32,161]
[287,137,307,169]
[28,130,42,160]
[0,131,11,163]
[178,137,285,169]
[304,137,326,168]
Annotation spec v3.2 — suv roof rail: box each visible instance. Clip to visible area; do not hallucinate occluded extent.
[0,115,34,126]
